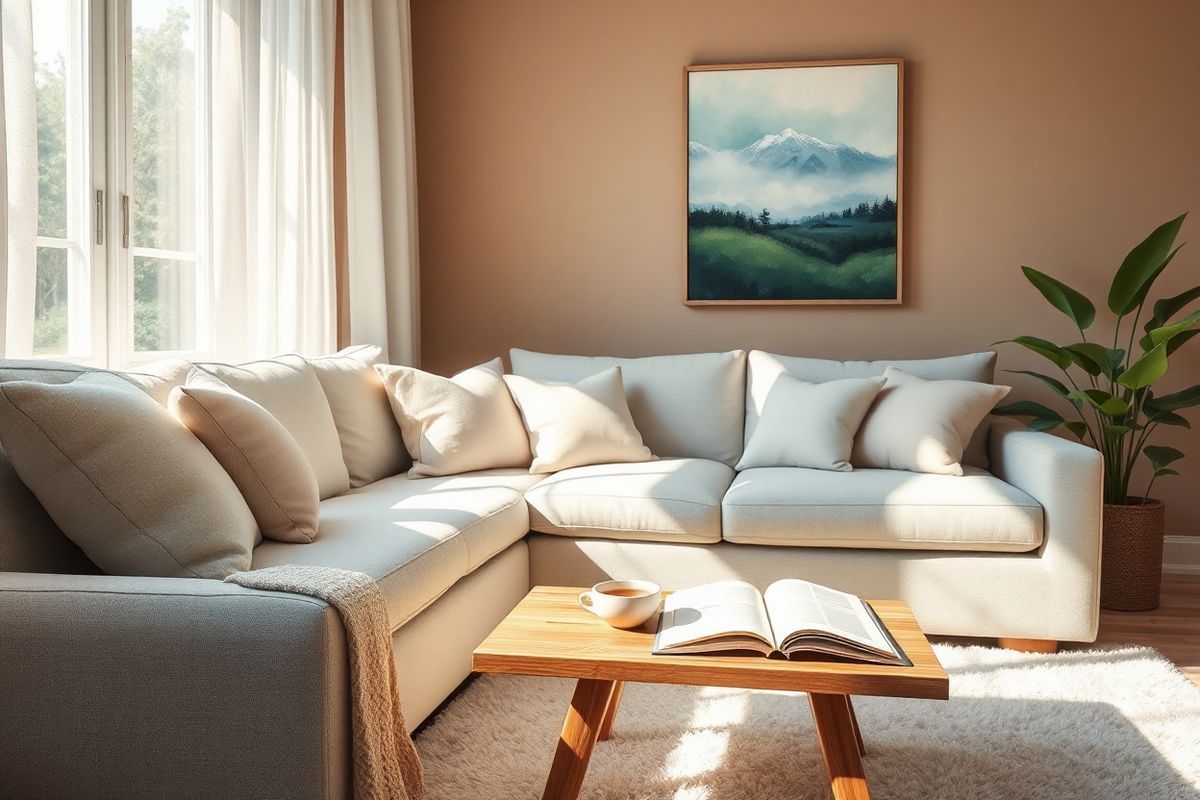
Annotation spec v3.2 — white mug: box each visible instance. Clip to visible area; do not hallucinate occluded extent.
[578,580,662,629]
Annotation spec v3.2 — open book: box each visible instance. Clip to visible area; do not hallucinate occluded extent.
[652,579,909,666]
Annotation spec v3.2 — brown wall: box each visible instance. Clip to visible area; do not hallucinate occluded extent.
[410,0,1200,535]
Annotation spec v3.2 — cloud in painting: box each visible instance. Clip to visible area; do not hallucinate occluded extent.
[688,64,898,221]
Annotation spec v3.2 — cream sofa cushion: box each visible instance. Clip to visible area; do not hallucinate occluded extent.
[504,367,652,474]
[376,358,531,478]
[309,344,410,487]
[525,458,734,544]
[736,374,884,471]
[723,466,1042,552]
[190,356,350,499]
[170,384,319,543]
[746,350,997,467]
[0,372,259,578]
[252,469,540,628]
[852,368,1010,476]
[510,349,746,466]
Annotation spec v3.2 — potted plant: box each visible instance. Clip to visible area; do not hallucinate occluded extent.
[995,213,1198,611]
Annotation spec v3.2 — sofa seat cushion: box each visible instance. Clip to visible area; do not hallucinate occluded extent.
[252,469,540,629]
[525,458,734,544]
[722,467,1043,552]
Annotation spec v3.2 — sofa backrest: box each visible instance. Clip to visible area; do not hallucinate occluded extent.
[510,349,747,466]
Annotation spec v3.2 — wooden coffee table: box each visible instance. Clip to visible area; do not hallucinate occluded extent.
[473,586,948,800]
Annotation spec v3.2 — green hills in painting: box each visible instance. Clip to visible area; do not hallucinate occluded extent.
[687,204,897,302]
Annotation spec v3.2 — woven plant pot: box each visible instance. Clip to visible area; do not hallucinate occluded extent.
[1100,498,1165,611]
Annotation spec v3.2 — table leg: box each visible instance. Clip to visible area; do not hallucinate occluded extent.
[542,678,617,800]
[597,680,624,741]
[844,695,865,756]
[808,692,871,800]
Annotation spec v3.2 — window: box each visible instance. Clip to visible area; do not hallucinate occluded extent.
[128,0,206,357]
[3,0,208,365]
[4,0,338,365]
[4,0,99,359]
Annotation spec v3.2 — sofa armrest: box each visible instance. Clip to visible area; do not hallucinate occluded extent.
[0,572,350,800]
[989,417,1104,638]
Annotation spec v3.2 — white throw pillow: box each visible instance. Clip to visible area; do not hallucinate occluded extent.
[309,345,411,487]
[745,350,998,468]
[504,367,653,474]
[0,372,259,578]
[375,358,531,477]
[189,355,350,499]
[852,367,1010,476]
[509,349,746,466]
[736,374,885,471]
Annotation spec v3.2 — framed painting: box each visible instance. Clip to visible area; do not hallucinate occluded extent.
[685,58,904,305]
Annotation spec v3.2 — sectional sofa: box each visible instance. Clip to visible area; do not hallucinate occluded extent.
[0,347,1103,800]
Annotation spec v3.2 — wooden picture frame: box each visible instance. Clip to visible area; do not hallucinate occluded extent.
[684,58,905,306]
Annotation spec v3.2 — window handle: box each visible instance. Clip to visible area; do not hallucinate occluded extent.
[121,194,129,249]
[94,190,104,245]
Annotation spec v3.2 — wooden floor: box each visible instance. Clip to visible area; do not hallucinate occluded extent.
[935,574,1200,687]
[1076,573,1200,687]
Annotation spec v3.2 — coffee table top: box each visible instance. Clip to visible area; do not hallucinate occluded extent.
[473,586,949,699]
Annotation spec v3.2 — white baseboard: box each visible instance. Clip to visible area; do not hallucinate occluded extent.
[1164,535,1200,575]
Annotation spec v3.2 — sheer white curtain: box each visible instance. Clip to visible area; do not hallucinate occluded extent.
[0,0,38,357]
[342,0,420,366]
[210,0,337,362]
[2,0,415,365]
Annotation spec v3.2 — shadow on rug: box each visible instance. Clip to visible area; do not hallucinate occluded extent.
[415,645,1200,799]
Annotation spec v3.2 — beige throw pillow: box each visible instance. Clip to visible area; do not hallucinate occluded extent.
[0,372,259,578]
[190,355,350,499]
[309,345,411,487]
[375,358,531,477]
[737,374,885,471]
[504,367,653,474]
[852,367,1011,476]
[170,384,320,543]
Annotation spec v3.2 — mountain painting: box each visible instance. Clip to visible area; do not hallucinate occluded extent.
[686,60,903,304]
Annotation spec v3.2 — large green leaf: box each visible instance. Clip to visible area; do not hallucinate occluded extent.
[993,400,1064,422]
[1063,420,1090,441]
[1067,389,1129,416]
[1144,445,1184,472]
[1065,342,1122,378]
[1117,342,1168,390]
[1142,309,1200,350]
[1147,409,1191,428]
[993,336,1072,370]
[1166,329,1200,356]
[1147,284,1200,331]
[1146,384,1200,411]
[1020,266,1096,330]
[1003,369,1071,397]
[1107,215,1187,315]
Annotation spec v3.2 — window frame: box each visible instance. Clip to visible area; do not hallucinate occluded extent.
[12,0,212,368]
[108,0,211,368]
[12,0,108,366]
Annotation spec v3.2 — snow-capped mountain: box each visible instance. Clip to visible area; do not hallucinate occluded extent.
[739,128,893,176]
[687,141,714,160]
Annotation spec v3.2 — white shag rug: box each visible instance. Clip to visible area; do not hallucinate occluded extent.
[416,646,1200,800]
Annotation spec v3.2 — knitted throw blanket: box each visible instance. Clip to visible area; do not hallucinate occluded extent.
[226,566,425,800]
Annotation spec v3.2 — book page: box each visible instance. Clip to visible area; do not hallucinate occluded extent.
[762,579,897,656]
[653,580,775,654]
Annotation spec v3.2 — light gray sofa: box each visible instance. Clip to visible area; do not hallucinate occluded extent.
[0,348,1103,799]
